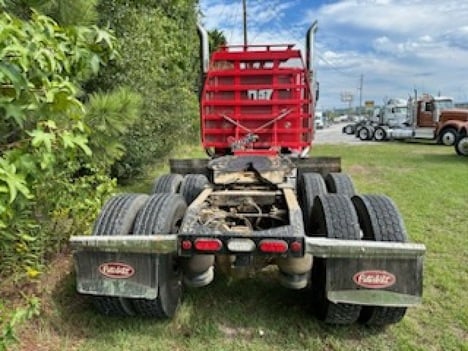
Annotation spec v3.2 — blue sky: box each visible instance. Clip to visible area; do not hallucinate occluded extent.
[199,0,468,110]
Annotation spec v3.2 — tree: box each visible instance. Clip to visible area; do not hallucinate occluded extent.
[91,0,201,180]
[4,0,98,26]
[208,29,227,54]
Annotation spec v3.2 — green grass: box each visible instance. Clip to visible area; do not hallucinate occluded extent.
[13,143,468,351]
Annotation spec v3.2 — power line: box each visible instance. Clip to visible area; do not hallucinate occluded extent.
[218,4,228,27]
[236,0,361,106]
[249,0,272,44]
[316,52,358,78]
[229,2,241,44]
[266,1,299,40]
[250,0,359,83]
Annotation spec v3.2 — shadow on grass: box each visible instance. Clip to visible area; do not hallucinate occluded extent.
[50,269,387,349]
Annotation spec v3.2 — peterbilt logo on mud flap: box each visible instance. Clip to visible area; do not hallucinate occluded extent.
[99,262,135,279]
[353,270,396,289]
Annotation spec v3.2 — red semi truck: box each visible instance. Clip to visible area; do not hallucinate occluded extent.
[70,22,425,325]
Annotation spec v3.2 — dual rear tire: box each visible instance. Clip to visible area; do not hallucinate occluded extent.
[299,172,408,325]
[91,194,148,316]
[153,173,209,204]
[90,193,186,318]
[373,127,387,141]
[90,172,209,318]
[358,126,374,141]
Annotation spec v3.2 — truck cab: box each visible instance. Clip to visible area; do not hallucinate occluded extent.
[416,95,454,127]
[414,94,468,144]
[382,98,408,127]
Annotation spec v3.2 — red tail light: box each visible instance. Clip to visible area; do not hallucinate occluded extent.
[258,239,288,253]
[181,240,192,250]
[289,241,302,253]
[194,238,222,252]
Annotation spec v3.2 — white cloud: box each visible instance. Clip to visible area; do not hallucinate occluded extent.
[200,0,301,45]
[200,0,468,108]
[443,26,468,50]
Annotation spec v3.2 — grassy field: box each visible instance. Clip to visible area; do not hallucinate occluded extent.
[13,142,468,351]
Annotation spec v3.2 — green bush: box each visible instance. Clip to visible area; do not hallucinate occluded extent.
[0,9,134,277]
[91,0,200,180]
[4,0,98,26]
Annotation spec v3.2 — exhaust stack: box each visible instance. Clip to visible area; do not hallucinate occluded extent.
[306,21,319,103]
[197,23,210,74]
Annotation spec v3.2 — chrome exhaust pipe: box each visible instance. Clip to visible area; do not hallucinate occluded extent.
[197,23,210,74]
[306,20,318,74]
[306,21,319,103]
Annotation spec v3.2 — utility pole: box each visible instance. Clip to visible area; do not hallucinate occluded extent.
[242,0,248,46]
[358,74,363,115]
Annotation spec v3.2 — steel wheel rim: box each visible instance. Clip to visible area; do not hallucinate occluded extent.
[459,137,468,155]
[442,132,456,146]
[375,129,384,140]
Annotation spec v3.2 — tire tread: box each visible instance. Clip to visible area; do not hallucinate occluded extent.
[131,193,186,318]
[91,194,148,316]
[352,194,408,325]
[325,173,355,197]
[179,174,209,204]
[152,174,183,194]
[310,195,362,324]
[298,172,327,234]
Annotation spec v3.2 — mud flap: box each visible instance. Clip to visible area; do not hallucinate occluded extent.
[325,257,423,307]
[73,251,160,300]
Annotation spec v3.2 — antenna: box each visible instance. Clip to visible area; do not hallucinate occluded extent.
[243,0,248,46]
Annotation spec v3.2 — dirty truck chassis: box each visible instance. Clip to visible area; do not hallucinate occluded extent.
[71,155,425,325]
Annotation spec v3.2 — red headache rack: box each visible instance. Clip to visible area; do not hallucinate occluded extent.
[200,44,314,156]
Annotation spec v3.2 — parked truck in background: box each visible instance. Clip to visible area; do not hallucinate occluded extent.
[379,98,408,127]
[314,109,325,129]
[345,98,408,139]
[360,94,468,144]
[369,94,468,146]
